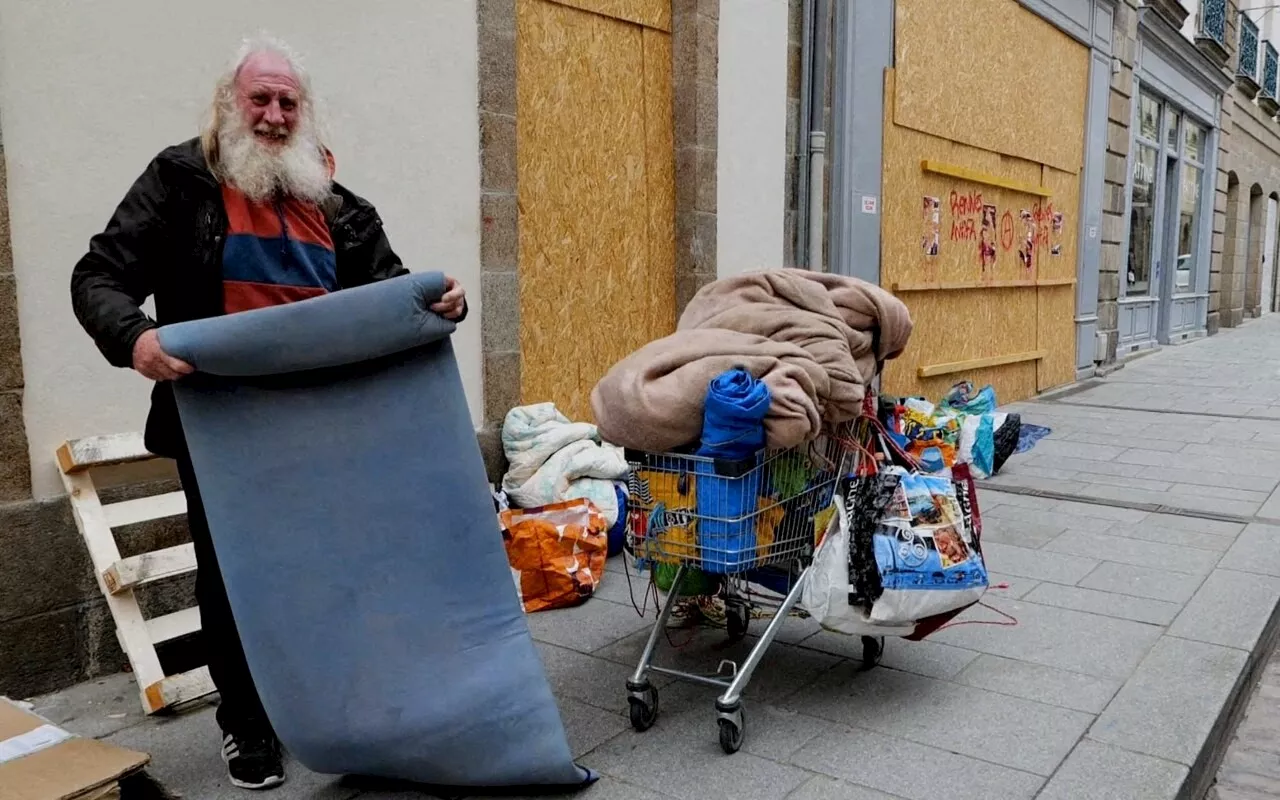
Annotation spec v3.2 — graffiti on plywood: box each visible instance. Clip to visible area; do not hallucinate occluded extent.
[917,185,1066,272]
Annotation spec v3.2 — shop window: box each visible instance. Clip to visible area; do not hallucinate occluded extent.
[1139,95,1160,141]
[1128,143,1158,296]
[1176,121,1207,292]
[1177,164,1202,290]
[1184,123,1204,162]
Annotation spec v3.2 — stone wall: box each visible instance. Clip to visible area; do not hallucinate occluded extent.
[672,0,719,307]
[0,130,200,695]
[1222,92,1280,319]
[0,132,29,503]
[1098,0,1141,364]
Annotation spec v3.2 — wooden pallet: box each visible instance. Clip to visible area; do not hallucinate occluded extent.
[56,433,214,715]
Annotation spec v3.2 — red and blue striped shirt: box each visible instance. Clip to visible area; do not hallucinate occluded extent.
[220,161,338,314]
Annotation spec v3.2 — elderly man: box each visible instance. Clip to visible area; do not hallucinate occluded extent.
[70,37,466,790]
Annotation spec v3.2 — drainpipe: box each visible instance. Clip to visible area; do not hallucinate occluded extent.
[796,0,829,271]
[808,132,827,272]
[796,0,814,267]
[807,0,830,272]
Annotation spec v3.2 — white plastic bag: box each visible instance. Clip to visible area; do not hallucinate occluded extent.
[801,495,917,638]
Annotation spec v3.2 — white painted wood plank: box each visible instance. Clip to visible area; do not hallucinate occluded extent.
[145,606,201,645]
[60,470,167,707]
[56,432,155,474]
[103,543,197,595]
[143,667,215,713]
[101,491,187,529]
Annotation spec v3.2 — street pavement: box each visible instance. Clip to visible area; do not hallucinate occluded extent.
[26,314,1280,799]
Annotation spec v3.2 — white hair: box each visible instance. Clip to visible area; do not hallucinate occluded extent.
[200,34,333,203]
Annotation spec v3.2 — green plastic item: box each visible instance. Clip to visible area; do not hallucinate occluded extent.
[771,451,815,498]
[654,561,721,596]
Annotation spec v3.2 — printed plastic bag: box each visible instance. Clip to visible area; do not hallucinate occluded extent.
[941,381,997,416]
[959,414,996,478]
[500,498,609,613]
[863,464,988,625]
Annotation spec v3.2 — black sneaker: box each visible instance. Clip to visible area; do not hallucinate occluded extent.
[221,729,285,790]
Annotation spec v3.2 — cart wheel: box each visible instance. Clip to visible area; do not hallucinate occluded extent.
[725,598,750,644]
[716,705,745,754]
[859,636,884,670]
[627,682,659,732]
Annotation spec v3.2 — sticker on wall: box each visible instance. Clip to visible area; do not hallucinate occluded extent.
[1051,212,1064,257]
[922,196,940,257]
[862,196,879,214]
[980,204,998,270]
[1018,209,1035,269]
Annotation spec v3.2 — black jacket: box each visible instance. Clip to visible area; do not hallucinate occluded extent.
[70,137,465,458]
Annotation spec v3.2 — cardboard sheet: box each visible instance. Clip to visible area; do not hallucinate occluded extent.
[0,699,148,800]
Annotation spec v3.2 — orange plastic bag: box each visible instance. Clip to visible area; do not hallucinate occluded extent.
[499,498,609,613]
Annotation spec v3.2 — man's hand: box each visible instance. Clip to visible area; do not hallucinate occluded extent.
[132,329,194,381]
[431,275,466,320]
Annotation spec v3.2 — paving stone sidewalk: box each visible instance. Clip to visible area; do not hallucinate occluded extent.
[27,314,1280,800]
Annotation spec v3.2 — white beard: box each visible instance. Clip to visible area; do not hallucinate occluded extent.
[217,113,332,204]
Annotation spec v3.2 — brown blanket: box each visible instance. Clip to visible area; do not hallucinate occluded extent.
[590,269,912,452]
[589,328,827,452]
[677,269,910,421]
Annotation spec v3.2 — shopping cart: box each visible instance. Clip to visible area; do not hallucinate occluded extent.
[620,422,883,754]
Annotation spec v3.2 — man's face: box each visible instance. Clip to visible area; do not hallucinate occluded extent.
[234,51,301,149]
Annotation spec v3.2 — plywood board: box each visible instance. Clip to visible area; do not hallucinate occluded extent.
[881,289,1040,405]
[1037,284,1077,391]
[881,111,1071,288]
[880,64,1082,405]
[643,28,678,341]
[894,0,1089,174]
[516,0,676,422]
[1036,164,1081,283]
[545,0,671,30]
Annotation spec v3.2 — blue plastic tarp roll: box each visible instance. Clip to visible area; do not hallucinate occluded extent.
[695,368,769,574]
[695,368,771,461]
[156,272,593,792]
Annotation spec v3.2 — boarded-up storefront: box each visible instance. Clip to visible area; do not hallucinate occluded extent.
[515,0,677,423]
[880,0,1089,404]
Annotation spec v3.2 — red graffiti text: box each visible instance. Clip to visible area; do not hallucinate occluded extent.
[950,190,983,218]
[950,218,977,242]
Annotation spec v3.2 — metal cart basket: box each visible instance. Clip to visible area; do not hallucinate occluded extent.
[620,422,883,754]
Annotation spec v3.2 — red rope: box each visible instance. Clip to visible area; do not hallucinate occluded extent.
[934,583,1020,631]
